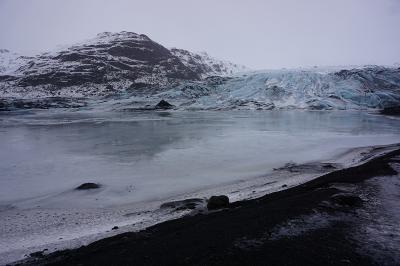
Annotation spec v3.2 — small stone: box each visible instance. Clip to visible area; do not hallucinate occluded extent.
[75,183,101,190]
[112,226,119,230]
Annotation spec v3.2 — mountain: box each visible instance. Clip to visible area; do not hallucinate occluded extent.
[0,32,246,98]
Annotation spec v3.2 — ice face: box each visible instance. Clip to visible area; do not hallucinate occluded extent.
[101,67,400,111]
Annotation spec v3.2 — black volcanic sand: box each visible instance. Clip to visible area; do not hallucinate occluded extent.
[19,148,400,266]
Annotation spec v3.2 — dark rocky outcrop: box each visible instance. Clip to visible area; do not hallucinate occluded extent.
[207,195,229,210]
[75,183,101,190]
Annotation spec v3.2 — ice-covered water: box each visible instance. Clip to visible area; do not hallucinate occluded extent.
[0,110,399,263]
[0,110,398,207]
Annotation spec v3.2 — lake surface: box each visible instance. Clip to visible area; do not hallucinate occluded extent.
[0,110,399,207]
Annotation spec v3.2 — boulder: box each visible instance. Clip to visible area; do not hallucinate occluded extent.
[207,195,229,210]
[75,183,101,190]
[155,100,174,109]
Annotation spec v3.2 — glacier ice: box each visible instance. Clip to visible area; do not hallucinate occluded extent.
[108,66,400,111]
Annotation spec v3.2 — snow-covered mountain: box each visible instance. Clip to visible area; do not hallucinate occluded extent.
[0,31,246,98]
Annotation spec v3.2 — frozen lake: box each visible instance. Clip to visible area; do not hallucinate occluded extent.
[0,110,400,263]
[1,110,400,207]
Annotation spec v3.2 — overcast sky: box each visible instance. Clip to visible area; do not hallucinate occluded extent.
[0,0,399,69]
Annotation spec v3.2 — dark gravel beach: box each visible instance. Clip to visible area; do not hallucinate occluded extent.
[18,146,400,266]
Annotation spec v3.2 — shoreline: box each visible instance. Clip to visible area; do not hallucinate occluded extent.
[13,143,400,265]
[0,143,396,265]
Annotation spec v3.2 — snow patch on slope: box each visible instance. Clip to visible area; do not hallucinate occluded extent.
[170,48,248,78]
[0,49,32,75]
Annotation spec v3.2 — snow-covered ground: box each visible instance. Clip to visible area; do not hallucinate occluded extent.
[0,110,400,264]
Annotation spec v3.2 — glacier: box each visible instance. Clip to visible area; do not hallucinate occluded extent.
[91,66,400,112]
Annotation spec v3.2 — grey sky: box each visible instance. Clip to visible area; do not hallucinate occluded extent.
[0,0,399,69]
